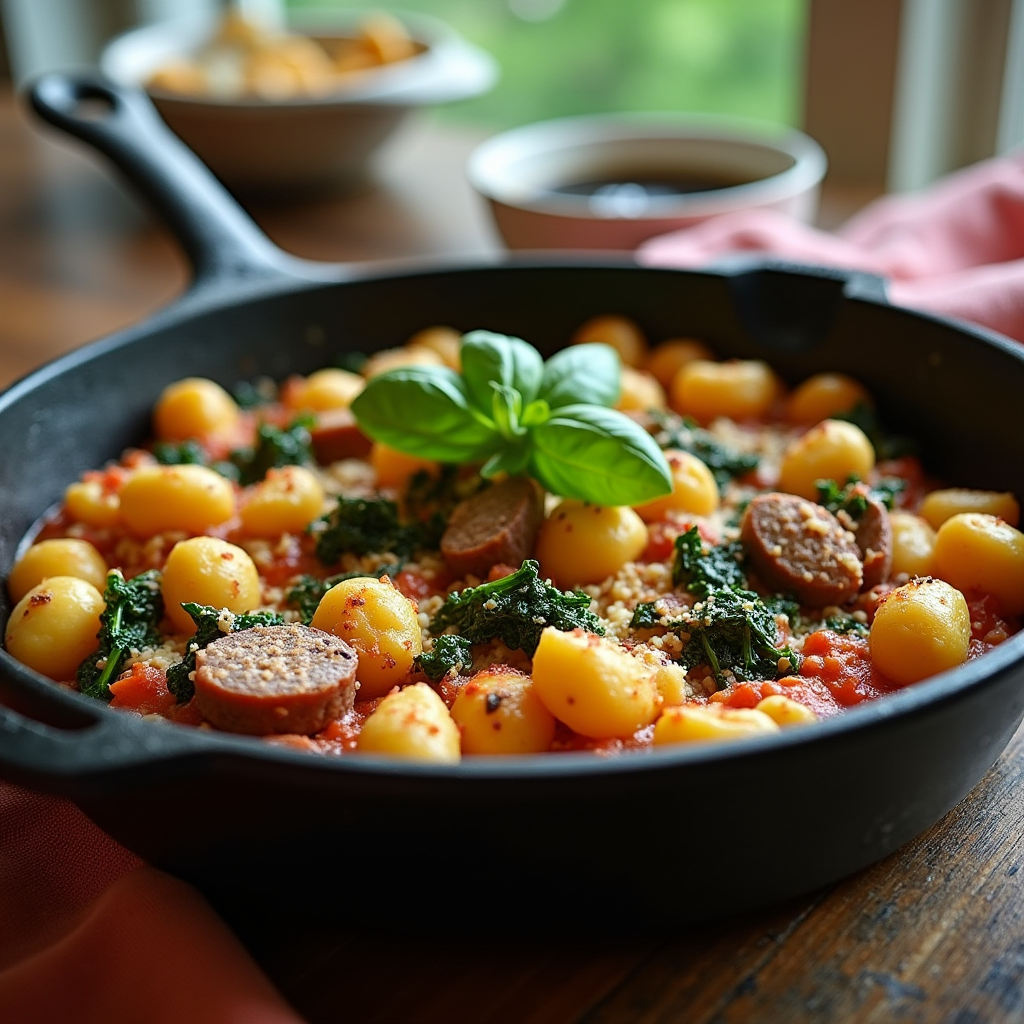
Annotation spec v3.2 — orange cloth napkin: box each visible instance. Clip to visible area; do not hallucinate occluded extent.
[0,783,304,1024]
[639,150,1024,343]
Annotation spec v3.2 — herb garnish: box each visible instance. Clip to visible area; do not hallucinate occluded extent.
[166,603,286,702]
[350,331,672,506]
[77,570,164,700]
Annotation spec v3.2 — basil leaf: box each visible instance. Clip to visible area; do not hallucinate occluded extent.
[351,366,498,462]
[461,331,544,413]
[540,343,621,409]
[530,404,672,505]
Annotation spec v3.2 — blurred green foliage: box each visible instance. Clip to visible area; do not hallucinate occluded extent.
[287,0,806,128]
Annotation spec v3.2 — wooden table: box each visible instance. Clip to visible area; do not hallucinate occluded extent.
[2,85,1022,1023]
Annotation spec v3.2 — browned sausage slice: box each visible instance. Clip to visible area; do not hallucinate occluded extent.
[309,408,372,464]
[854,497,893,590]
[194,623,358,736]
[440,476,544,579]
[741,493,863,607]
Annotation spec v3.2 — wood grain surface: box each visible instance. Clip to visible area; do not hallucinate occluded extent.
[1,84,1022,1024]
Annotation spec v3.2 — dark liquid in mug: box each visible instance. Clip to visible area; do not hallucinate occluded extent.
[552,173,754,198]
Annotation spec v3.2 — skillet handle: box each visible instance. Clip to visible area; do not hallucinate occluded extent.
[27,73,319,292]
[0,700,212,794]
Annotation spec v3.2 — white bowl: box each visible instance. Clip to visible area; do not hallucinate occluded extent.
[101,9,497,196]
[467,113,827,251]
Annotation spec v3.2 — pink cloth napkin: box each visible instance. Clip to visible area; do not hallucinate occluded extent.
[639,150,1024,343]
[0,782,304,1023]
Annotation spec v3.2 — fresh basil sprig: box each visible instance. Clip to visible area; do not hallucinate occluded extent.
[350,331,672,506]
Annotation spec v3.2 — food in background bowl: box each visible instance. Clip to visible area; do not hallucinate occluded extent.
[5,324,1022,761]
[146,9,421,102]
[100,9,497,194]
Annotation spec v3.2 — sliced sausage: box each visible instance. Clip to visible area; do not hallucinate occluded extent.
[309,408,372,464]
[440,476,544,579]
[741,493,863,607]
[854,496,893,590]
[194,623,358,736]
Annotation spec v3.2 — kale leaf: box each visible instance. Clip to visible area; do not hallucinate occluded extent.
[230,417,315,486]
[646,527,800,688]
[166,602,286,702]
[152,439,207,466]
[310,495,426,567]
[286,562,402,625]
[680,587,799,685]
[672,528,747,591]
[649,410,760,489]
[816,475,905,519]
[417,634,475,682]
[430,559,603,657]
[821,612,870,637]
[77,570,164,701]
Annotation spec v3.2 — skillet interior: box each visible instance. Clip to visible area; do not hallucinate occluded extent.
[3,75,1024,927]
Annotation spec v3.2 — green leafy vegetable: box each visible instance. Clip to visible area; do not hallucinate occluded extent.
[404,465,487,550]
[350,332,671,506]
[77,570,164,701]
[641,527,799,688]
[538,343,621,409]
[649,410,761,489]
[816,475,906,519]
[821,613,869,637]
[430,559,603,657]
[311,496,426,566]
[230,417,315,486]
[349,365,497,463]
[417,634,474,682]
[152,440,207,466]
[679,587,800,686]
[287,563,402,624]
[166,603,286,702]
[672,528,747,591]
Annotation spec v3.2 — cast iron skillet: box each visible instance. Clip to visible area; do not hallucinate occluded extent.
[2,73,1024,926]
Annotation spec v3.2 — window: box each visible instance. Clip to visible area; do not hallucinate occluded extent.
[286,0,807,129]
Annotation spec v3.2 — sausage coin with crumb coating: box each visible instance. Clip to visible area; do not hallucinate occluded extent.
[193,623,358,736]
[741,493,863,607]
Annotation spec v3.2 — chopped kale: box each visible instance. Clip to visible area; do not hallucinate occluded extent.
[816,475,906,519]
[822,613,870,637]
[287,563,402,624]
[835,402,917,461]
[311,496,425,566]
[630,601,662,630]
[152,439,207,466]
[656,527,799,688]
[672,528,747,592]
[417,634,474,682]
[649,410,761,488]
[76,570,164,701]
[679,587,800,686]
[231,380,271,410]
[230,417,315,486]
[430,559,603,657]
[166,602,286,702]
